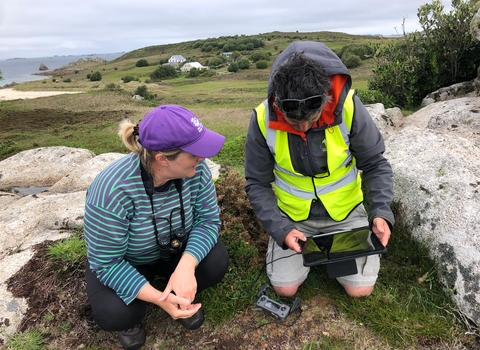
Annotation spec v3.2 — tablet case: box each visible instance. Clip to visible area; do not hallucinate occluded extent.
[300,227,387,270]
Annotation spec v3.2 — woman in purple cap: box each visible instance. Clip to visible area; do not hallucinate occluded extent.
[83,105,229,350]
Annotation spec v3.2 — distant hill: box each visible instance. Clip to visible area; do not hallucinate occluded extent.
[111,30,394,65]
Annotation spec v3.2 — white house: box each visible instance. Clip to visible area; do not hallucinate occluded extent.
[180,62,209,72]
[168,55,186,64]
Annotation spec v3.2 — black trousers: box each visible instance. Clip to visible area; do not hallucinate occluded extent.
[85,239,229,331]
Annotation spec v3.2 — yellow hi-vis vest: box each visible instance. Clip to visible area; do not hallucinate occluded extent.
[255,90,363,221]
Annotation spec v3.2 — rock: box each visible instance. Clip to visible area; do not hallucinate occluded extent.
[0,250,32,339]
[66,57,107,66]
[39,63,48,71]
[0,191,86,260]
[421,81,477,106]
[0,146,95,188]
[48,152,124,193]
[376,96,480,327]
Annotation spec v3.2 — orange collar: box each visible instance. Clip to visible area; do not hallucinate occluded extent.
[268,74,349,139]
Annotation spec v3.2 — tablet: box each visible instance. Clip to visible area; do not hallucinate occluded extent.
[300,226,387,267]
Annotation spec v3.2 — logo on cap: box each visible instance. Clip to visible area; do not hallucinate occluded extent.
[190,116,204,133]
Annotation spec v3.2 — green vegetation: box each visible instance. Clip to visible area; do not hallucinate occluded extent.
[341,52,362,69]
[135,58,149,67]
[89,71,102,81]
[121,75,137,83]
[237,58,250,70]
[47,231,87,275]
[105,82,122,91]
[150,64,177,81]
[134,84,157,100]
[369,0,480,107]
[5,330,45,350]
[249,51,271,63]
[185,67,215,78]
[227,62,239,72]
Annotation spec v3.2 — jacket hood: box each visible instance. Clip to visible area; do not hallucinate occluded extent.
[267,41,352,131]
[267,41,351,99]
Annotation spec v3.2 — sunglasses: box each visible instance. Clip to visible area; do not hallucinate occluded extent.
[279,95,324,113]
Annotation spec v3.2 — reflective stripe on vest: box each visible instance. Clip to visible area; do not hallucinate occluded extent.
[255,89,363,221]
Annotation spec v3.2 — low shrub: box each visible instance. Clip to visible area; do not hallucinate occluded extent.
[341,53,362,69]
[121,75,136,83]
[255,60,268,69]
[134,85,157,100]
[135,59,149,67]
[228,63,239,72]
[89,71,102,81]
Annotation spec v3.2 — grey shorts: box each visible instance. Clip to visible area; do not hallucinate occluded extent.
[266,204,380,288]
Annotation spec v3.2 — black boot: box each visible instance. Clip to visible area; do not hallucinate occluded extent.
[178,307,204,330]
[118,324,146,350]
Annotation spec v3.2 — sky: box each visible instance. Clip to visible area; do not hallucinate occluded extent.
[0,0,452,60]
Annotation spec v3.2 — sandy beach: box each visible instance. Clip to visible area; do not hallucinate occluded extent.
[0,88,82,101]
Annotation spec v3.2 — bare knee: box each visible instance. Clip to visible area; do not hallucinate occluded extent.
[341,284,374,297]
[272,283,302,297]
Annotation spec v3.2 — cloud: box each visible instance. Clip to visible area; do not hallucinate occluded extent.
[0,0,450,59]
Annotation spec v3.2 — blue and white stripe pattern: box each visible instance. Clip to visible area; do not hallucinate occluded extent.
[84,153,221,304]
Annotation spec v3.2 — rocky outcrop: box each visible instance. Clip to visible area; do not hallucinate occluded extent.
[421,5,480,107]
[39,63,48,71]
[366,97,480,327]
[421,81,479,106]
[0,147,95,188]
[66,57,107,66]
[33,57,109,77]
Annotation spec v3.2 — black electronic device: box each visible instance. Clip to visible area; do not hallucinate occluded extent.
[140,162,188,260]
[255,284,301,320]
[300,226,387,267]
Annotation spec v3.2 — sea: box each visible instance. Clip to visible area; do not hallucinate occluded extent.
[0,52,124,87]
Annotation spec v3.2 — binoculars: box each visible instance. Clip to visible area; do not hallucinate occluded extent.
[158,227,188,261]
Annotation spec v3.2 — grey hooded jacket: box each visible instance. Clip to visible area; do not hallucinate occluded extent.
[244,41,395,248]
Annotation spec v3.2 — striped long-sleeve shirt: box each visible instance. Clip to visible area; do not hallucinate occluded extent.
[84,153,221,305]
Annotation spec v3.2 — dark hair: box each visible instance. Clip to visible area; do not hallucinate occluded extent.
[272,52,332,121]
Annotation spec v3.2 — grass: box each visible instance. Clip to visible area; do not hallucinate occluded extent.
[5,330,45,350]
[1,30,477,349]
[199,229,265,324]
[47,231,87,275]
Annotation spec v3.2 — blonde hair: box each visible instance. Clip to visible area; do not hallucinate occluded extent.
[118,119,182,173]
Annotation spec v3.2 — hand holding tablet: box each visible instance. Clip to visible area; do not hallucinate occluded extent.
[300,227,387,267]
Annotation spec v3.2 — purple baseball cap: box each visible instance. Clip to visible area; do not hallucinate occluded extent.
[138,105,225,158]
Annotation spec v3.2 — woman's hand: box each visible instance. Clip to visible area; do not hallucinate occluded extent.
[137,282,201,319]
[159,253,198,308]
[159,292,202,319]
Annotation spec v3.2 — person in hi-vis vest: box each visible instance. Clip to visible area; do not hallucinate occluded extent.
[244,41,394,298]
